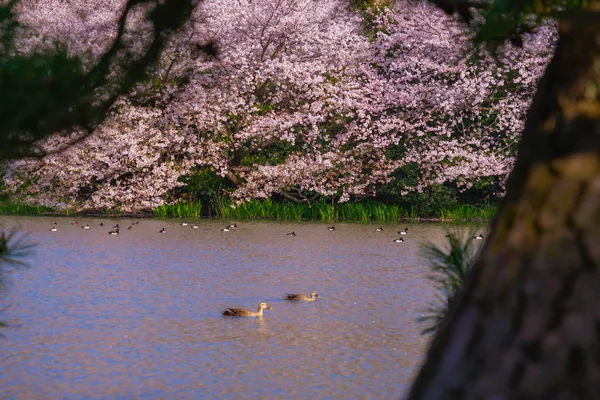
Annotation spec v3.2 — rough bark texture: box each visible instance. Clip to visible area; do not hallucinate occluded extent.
[408,7,600,400]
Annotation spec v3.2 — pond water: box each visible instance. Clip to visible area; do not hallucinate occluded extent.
[0,216,485,399]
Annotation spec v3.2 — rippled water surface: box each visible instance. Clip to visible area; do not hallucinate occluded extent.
[0,217,483,399]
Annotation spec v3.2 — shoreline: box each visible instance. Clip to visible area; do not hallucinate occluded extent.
[0,204,495,223]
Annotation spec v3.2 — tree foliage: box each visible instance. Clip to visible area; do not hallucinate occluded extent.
[0,0,195,159]
[3,0,556,212]
[419,231,481,336]
[430,0,589,43]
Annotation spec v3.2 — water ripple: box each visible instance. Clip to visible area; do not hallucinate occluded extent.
[0,216,483,399]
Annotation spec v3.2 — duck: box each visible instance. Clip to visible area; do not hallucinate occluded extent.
[81,224,90,229]
[473,234,484,240]
[222,227,230,232]
[108,228,120,235]
[284,291,319,301]
[192,224,199,229]
[327,226,335,231]
[180,222,188,226]
[393,238,405,243]
[98,222,104,227]
[112,224,120,229]
[127,225,133,230]
[228,223,238,230]
[376,227,384,232]
[221,302,272,317]
[49,226,58,232]
[159,228,166,234]
[287,232,296,236]
[398,227,408,235]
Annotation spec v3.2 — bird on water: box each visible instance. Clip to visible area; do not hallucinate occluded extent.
[221,302,272,317]
[284,291,319,301]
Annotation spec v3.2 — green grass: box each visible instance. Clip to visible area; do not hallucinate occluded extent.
[153,202,202,218]
[336,201,407,223]
[213,199,496,223]
[437,204,497,222]
[0,198,496,222]
[418,229,482,336]
[0,202,54,215]
[217,199,316,221]
[0,228,34,335]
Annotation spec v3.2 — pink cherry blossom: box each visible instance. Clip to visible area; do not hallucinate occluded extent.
[4,0,557,211]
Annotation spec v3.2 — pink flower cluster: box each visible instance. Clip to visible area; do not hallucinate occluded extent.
[5,0,557,211]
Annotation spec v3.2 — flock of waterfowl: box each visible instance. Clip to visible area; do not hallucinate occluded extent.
[48,221,483,243]
[46,220,484,317]
[46,220,324,318]
[47,220,201,235]
[48,220,485,242]
[286,225,412,242]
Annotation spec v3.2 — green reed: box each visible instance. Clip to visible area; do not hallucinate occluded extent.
[217,199,315,221]
[214,199,417,223]
[2,198,495,222]
[418,229,482,337]
[214,199,496,222]
[0,202,54,215]
[437,204,497,222]
[152,202,202,218]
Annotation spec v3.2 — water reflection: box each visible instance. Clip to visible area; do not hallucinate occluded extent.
[0,216,484,399]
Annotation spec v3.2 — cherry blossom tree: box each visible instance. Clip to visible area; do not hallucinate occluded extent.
[167,0,400,203]
[369,2,557,193]
[4,0,557,212]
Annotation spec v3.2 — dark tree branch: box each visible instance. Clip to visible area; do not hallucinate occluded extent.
[0,0,198,160]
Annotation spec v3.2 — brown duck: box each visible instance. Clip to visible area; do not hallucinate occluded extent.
[221,302,272,317]
[284,290,319,301]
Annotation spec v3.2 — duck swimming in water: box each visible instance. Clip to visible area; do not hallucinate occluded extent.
[108,228,119,235]
[284,291,319,301]
[287,232,296,236]
[473,234,484,240]
[398,227,408,235]
[159,228,166,234]
[376,227,384,232]
[393,238,404,243]
[327,226,335,231]
[221,302,272,317]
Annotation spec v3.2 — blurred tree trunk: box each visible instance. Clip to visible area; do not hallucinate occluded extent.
[408,6,600,400]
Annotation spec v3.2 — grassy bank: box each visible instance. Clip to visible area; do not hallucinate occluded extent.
[0,203,55,215]
[153,202,203,218]
[0,199,496,222]
[155,199,496,222]
[218,199,495,222]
